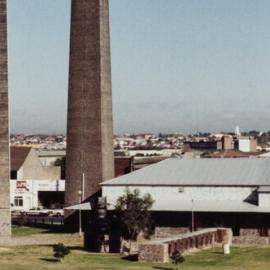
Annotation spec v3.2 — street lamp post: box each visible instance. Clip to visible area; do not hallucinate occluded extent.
[78,190,82,237]
[78,173,85,237]
[191,199,194,232]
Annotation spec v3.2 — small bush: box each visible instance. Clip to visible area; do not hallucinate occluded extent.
[53,243,70,260]
[171,250,185,270]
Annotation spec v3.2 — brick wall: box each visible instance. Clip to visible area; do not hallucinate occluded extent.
[155,227,190,238]
[65,0,114,207]
[0,0,11,237]
[240,229,260,236]
[139,228,232,263]
[233,236,269,245]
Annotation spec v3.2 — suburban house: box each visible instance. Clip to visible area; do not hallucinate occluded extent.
[101,158,270,238]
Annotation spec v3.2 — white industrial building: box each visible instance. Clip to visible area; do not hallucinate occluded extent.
[101,158,270,236]
[238,138,257,152]
[10,179,65,211]
[10,146,64,211]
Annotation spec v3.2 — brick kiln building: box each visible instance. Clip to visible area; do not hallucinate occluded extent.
[101,158,270,238]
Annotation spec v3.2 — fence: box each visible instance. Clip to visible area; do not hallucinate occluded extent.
[12,215,64,226]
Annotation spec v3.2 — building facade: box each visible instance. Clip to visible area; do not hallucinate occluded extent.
[102,158,270,237]
[10,179,65,211]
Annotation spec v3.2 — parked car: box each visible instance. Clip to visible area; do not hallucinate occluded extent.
[48,209,64,217]
[11,210,22,217]
[25,207,50,216]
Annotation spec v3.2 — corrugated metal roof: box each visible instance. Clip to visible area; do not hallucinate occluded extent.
[64,202,91,210]
[258,186,270,193]
[101,158,270,186]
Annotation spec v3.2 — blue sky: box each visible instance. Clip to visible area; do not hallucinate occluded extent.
[7,0,270,134]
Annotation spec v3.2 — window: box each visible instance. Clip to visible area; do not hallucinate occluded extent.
[10,171,17,180]
[14,196,23,207]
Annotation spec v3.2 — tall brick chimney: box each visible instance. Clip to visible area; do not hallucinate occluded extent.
[0,0,11,237]
[65,0,114,212]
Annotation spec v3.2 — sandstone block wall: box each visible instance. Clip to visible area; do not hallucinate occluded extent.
[155,227,190,238]
[233,236,269,245]
[139,243,169,263]
[139,228,232,263]
[239,229,260,236]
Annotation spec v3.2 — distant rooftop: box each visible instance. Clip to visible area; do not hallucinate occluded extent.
[10,146,31,171]
[37,150,66,157]
[102,158,270,187]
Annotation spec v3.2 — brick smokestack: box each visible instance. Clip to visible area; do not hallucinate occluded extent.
[65,0,114,210]
[0,0,11,237]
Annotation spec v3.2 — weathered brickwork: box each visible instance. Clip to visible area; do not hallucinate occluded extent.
[139,228,232,263]
[239,229,260,236]
[232,228,270,244]
[233,236,269,245]
[155,227,190,238]
[65,0,114,210]
[139,243,169,263]
[0,0,11,237]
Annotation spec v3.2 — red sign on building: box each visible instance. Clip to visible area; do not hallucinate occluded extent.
[16,181,29,192]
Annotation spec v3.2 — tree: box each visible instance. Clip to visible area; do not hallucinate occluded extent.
[171,250,185,270]
[115,188,154,253]
[248,130,259,137]
[54,157,66,179]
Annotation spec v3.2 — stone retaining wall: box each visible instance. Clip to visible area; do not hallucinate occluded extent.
[155,227,190,238]
[155,227,270,238]
[233,236,269,245]
[240,229,260,236]
[139,243,169,263]
[139,228,232,263]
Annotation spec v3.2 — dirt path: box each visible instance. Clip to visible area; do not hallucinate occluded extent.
[0,233,83,247]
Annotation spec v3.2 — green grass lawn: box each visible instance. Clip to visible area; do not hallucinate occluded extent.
[7,227,270,270]
[1,245,270,270]
[12,225,50,236]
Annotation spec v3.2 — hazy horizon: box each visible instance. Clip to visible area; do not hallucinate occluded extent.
[9,127,268,137]
[8,0,270,134]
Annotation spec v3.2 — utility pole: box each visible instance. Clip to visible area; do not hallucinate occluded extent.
[78,172,85,237]
[191,199,194,232]
[78,189,82,237]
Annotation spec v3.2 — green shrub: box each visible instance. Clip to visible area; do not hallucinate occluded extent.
[53,243,70,260]
[171,250,185,270]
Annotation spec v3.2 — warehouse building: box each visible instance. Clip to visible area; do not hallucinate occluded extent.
[101,158,270,238]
